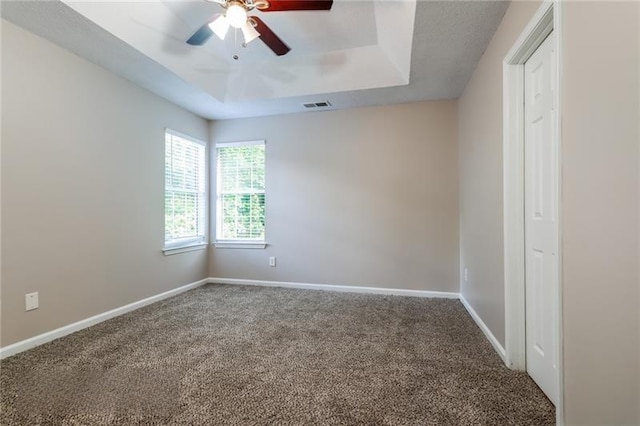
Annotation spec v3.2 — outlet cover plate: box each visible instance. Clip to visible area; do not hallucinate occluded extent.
[25,292,39,311]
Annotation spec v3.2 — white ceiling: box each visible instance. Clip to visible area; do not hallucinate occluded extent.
[1,0,509,120]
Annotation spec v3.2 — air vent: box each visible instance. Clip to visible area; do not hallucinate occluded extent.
[303,101,332,109]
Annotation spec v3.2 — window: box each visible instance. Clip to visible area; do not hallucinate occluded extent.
[215,140,266,247]
[164,130,207,252]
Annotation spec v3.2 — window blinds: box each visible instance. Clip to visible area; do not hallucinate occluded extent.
[164,131,206,247]
[216,141,265,241]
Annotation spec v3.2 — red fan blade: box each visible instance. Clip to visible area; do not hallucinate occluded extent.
[251,17,291,56]
[261,0,333,12]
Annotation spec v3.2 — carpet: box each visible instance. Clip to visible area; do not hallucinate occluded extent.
[1,284,555,425]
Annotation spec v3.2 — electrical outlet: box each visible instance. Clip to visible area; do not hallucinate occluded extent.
[269,256,276,267]
[464,268,468,282]
[25,292,39,311]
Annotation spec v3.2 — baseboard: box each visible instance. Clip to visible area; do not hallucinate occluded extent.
[1,278,504,363]
[459,294,507,362]
[212,279,510,361]
[208,277,459,299]
[0,278,209,360]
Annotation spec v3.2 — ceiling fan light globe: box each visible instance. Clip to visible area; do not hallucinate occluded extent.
[226,4,247,28]
[209,15,229,40]
[241,21,260,44]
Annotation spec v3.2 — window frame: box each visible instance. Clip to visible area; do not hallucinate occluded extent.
[214,140,267,249]
[163,128,208,255]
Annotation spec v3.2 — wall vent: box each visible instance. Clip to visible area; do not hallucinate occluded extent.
[303,101,332,109]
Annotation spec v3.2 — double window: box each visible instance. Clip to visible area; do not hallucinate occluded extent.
[163,134,266,252]
[215,141,266,246]
[164,130,207,252]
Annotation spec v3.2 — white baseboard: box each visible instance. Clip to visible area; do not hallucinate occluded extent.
[212,279,508,361]
[0,278,209,360]
[459,294,506,362]
[1,277,505,365]
[208,277,460,299]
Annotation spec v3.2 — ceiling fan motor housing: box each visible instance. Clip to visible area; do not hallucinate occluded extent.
[187,0,334,56]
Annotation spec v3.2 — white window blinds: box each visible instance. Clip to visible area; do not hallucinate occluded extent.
[164,130,207,249]
[216,141,266,241]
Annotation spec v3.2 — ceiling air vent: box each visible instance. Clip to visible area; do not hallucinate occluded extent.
[303,101,332,109]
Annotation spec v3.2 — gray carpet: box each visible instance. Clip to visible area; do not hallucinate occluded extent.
[1,284,554,425]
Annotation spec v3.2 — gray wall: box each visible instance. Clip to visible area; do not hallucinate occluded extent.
[458,1,541,346]
[562,2,639,423]
[5,6,640,424]
[458,1,640,424]
[1,21,209,347]
[209,101,459,292]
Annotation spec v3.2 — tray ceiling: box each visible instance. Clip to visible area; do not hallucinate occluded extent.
[1,0,509,119]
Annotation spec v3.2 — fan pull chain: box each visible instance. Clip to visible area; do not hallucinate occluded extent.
[233,29,239,60]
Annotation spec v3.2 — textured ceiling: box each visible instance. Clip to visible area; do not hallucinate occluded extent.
[1,0,509,120]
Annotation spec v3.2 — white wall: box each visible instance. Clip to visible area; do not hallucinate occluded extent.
[209,101,459,293]
[1,20,209,346]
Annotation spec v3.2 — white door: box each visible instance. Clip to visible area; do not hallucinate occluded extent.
[524,31,558,405]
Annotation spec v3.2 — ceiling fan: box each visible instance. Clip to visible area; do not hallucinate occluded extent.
[186,0,334,57]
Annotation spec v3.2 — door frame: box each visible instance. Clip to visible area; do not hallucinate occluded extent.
[502,0,563,424]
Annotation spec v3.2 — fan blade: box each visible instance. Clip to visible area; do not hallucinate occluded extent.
[261,0,333,12]
[187,23,214,45]
[251,17,291,56]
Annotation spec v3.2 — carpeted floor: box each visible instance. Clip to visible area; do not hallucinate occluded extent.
[1,284,555,425]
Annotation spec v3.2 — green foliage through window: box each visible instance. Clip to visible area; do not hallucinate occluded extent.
[165,131,206,247]
[216,142,265,241]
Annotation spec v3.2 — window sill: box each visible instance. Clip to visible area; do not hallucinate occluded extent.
[163,243,208,256]
[213,242,267,249]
